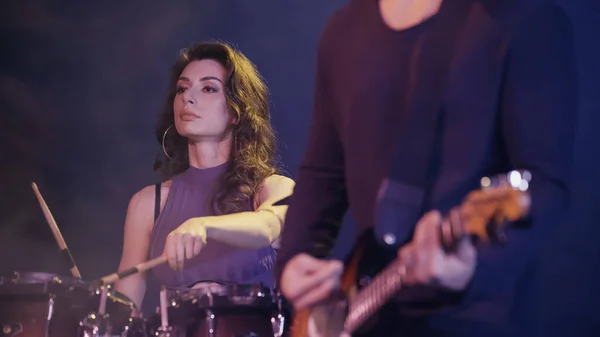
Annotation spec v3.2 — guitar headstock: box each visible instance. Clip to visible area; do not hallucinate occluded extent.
[446,170,532,244]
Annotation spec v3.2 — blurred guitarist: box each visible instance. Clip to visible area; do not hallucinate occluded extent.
[275,0,577,336]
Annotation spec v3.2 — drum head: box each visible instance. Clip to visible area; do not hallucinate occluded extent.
[0,271,92,298]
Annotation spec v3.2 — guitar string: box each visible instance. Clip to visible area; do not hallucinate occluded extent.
[345,259,405,332]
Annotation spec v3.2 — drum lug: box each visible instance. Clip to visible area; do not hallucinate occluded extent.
[0,324,23,337]
[155,325,174,337]
[121,317,148,337]
[271,313,286,337]
[206,309,216,337]
[78,312,113,337]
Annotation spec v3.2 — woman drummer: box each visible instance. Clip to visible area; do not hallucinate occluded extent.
[115,41,294,310]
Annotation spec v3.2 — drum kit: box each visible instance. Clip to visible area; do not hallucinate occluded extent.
[0,183,291,337]
[0,272,289,337]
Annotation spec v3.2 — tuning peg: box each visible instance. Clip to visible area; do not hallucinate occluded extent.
[480,170,532,191]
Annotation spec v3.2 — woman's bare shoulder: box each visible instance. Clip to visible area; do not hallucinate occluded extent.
[262,174,295,186]
[254,174,295,209]
[127,181,172,224]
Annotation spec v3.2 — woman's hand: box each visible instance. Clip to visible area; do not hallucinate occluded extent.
[163,217,209,270]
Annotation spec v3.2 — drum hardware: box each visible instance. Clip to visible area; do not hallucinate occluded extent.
[144,283,290,337]
[18,182,148,337]
[0,272,137,337]
[271,289,287,337]
[0,324,23,337]
[271,302,285,335]
[204,309,215,337]
[78,286,113,337]
[155,325,174,337]
[271,313,286,337]
[155,286,174,337]
[79,312,112,337]
[16,182,292,336]
[204,288,216,337]
[229,283,266,306]
[121,317,148,337]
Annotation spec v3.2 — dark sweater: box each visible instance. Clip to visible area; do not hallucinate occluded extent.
[276,0,577,335]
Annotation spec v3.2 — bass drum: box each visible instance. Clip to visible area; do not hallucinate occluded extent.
[0,271,137,337]
[146,283,291,337]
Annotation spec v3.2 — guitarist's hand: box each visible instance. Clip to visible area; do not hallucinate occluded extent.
[398,210,477,291]
[280,253,344,311]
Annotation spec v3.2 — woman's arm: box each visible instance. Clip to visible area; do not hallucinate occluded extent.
[114,184,162,309]
[171,174,295,250]
[204,174,295,248]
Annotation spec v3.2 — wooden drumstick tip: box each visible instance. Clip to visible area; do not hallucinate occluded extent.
[31,182,43,199]
[30,181,83,279]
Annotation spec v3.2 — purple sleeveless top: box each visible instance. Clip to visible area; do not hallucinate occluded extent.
[148,162,277,292]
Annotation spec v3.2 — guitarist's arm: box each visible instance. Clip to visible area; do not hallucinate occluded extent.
[460,4,577,304]
[275,13,348,290]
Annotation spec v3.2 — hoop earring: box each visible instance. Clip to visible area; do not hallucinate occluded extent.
[162,124,174,159]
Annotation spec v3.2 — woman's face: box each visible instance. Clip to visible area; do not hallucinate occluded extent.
[173,59,234,141]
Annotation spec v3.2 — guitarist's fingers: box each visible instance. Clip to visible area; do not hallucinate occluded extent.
[285,259,343,302]
[398,244,419,285]
[293,276,340,311]
[293,253,324,271]
[413,210,442,248]
[449,207,465,238]
[455,235,477,263]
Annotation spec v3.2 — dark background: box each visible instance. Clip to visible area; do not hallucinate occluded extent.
[1,0,599,335]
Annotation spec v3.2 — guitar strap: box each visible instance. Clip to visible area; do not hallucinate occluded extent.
[373,0,474,248]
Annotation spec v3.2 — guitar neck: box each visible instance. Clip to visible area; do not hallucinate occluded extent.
[340,170,531,335]
[343,222,462,334]
[344,258,404,334]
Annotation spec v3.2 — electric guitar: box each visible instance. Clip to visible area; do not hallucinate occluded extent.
[290,170,532,337]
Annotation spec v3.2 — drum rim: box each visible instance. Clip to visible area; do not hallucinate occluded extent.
[0,270,137,310]
[172,282,274,303]
[1,270,88,284]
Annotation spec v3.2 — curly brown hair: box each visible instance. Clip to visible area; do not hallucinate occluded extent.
[154,41,279,214]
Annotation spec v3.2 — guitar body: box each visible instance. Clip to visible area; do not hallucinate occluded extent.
[288,170,532,337]
[290,229,397,337]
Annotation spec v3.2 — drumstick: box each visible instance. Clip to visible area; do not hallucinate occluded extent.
[31,182,82,279]
[98,255,168,285]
